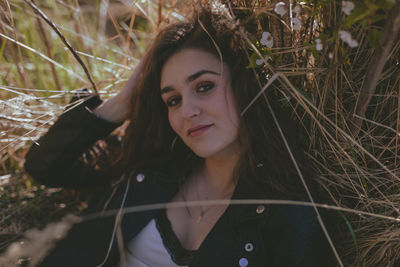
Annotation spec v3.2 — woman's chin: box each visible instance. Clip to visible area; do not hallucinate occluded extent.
[186,145,215,159]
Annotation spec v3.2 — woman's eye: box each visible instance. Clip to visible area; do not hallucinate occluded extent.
[196,82,214,93]
[166,96,181,107]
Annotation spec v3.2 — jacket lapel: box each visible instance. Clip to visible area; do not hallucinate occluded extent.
[120,170,179,245]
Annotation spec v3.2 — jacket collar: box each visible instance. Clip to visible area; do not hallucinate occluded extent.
[125,168,270,227]
[227,176,270,227]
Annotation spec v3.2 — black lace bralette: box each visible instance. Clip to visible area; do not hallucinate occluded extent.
[155,209,197,266]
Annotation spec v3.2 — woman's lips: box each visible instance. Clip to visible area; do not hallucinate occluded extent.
[187,124,213,137]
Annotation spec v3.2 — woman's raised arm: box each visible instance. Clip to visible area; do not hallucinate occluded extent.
[24,95,122,189]
[93,54,146,123]
[24,58,146,189]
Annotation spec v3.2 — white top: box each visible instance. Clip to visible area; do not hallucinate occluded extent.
[119,219,187,267]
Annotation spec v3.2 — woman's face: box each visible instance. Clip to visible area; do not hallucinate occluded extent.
[160,48,240,159]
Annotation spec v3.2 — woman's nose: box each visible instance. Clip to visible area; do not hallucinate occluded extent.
[181,97,201,119]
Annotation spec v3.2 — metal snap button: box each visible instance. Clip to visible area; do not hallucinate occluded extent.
[136,173,145,182]
[239,257,249,267]
[244,242,254,252]
[256,205,265,214]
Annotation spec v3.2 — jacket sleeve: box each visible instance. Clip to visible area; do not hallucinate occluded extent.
[24,94,123,189]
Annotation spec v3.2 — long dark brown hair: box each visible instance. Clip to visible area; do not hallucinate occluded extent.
[117,8,311,198]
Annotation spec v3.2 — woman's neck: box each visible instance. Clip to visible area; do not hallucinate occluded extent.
[196,150,240,196]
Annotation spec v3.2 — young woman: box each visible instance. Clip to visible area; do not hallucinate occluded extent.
[25,8,334,267]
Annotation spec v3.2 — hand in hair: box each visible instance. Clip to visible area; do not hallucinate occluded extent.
[93,53,147,123]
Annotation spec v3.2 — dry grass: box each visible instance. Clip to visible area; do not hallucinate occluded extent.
[1,0,399,266]
[0,0,158,257]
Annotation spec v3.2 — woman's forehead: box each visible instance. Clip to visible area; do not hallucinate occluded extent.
[160,48,228,88]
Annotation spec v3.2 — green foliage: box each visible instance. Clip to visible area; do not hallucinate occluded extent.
[343,0,393,28]
[367,28,382,47]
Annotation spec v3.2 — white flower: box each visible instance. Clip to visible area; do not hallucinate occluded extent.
[256,59,264,65]
[315,39,323,51]
[274,2,287,17]
[329,52,334,59]
[211,1,229,15]
[293,5,301,16]
[342,1,355,16]
[339,30,352,41]
[260,31,274,48]
[348,39,358,48]
[256,56,271,66]
[339,30,358,48]
[313,19,319,29]
[292,17,302,31]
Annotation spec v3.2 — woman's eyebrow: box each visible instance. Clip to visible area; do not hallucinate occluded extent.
[160,86,174,95]
[186,70,220,83]
[161,69,220,95]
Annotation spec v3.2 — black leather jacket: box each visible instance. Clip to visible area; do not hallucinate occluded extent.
[25,95,336,267]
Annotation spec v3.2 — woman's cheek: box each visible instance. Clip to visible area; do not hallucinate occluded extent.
[168,111,180,136]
